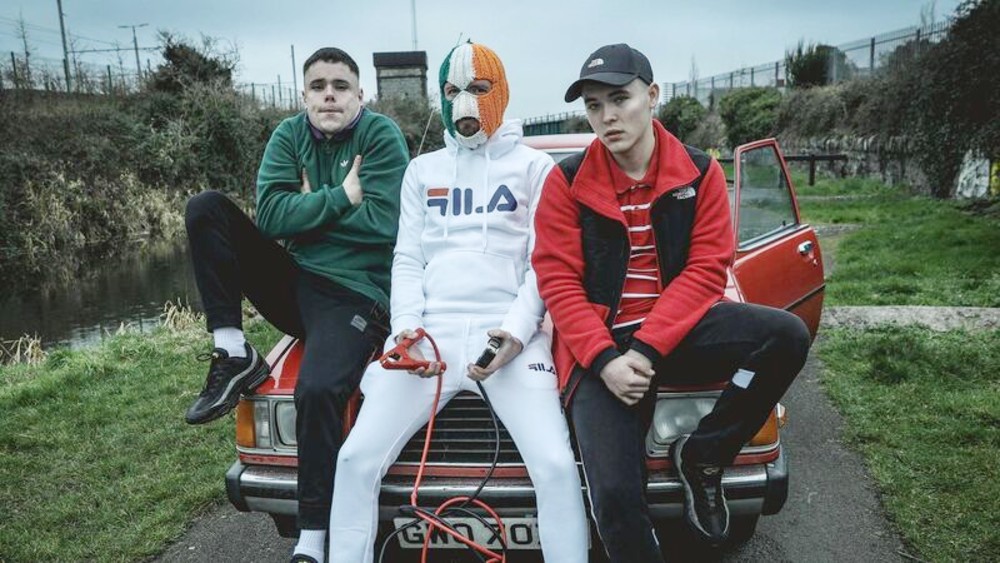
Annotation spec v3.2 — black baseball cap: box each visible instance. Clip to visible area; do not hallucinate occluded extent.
[564,43,654,102]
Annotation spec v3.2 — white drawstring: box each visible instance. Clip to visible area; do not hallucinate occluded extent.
[481,144,491,252]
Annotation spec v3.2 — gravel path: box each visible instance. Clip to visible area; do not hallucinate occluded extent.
[822,305,1000,332]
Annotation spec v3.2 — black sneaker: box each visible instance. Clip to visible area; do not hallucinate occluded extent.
[185,342,270,425]
[672,435,730,545]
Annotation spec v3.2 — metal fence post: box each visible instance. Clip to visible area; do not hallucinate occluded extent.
[106,64,112,94]
[774,62,779,87]
[750,67,755,87]
[10,52,17,88]
[869,37,876,72]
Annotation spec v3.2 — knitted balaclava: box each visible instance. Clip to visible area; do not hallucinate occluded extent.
[439,42,510,149]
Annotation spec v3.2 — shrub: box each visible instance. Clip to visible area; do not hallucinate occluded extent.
[718,87,781,147]
[657,96,707,143]
[148,32,236,95]
[786,42,855,88]
[686,113,726,151]
[562,115,593,134]
[776,86,842,138]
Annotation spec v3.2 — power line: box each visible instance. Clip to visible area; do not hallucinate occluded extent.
[0,14,124,47]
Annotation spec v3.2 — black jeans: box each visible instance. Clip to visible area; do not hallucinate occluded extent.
[569,302,810,562]
[185,191,389,529]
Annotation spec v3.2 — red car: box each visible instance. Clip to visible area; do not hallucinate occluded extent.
[226,135,825,555]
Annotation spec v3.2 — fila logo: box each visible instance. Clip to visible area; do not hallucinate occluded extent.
[426,186,518,216]
[528,363,556,374]
[587,58,604,68]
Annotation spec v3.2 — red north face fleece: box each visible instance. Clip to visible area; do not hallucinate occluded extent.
[532,120,733,392]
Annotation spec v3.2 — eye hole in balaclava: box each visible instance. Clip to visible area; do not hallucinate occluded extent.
[439,42,510,149]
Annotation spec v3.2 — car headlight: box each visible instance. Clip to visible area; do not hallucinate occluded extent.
[235,398,273,449]
[274,400,297,447]
[645,393,720,457]
[254,400,273,449]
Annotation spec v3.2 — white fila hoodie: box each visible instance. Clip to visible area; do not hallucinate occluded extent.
[390,120,554,347]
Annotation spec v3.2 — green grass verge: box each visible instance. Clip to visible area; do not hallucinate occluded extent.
[818,327,1000,562]
[796,183,1000,306]
[0,318,281,561]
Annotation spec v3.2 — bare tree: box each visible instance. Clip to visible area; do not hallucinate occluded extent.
[920,0,937,28]
[14,12,34,88]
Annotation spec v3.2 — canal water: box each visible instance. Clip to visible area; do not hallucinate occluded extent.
[0,241,202,350]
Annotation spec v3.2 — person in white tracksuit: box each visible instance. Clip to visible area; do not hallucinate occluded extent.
[327,42,589,563]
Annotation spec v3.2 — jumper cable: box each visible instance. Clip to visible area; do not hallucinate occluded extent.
[377,328,508,563]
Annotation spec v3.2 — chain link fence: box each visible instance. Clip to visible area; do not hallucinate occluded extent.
[663,20,952,106]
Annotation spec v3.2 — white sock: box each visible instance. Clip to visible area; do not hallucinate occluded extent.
[293,529,326,562]
[212,327,246,358]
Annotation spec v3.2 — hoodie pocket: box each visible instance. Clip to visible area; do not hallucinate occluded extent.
[424,251,519,313]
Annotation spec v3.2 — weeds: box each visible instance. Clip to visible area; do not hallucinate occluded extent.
[0,334,45,365]
[161,299,204,332]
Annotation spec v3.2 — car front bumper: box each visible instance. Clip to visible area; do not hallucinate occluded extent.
[226,445,788,519]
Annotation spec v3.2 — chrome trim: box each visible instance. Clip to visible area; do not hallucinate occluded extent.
[737,224,808,252]
[245,497,297,515]
[235,445,296,456]
[785,284,826,312]
[389,462,531,468]
[381,483,542,497]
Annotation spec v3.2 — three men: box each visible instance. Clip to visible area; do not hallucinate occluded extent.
[533,43,811,561]
[183,47,409,563]
[328,42,588,562]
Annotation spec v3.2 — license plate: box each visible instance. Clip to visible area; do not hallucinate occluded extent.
[393,516,541,550]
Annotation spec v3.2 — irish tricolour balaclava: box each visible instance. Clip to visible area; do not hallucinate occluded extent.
[439,42,510,149]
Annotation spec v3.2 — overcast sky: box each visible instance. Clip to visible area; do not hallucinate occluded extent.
[2,0,959,119]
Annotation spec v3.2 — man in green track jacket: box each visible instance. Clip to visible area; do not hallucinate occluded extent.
[182,47,408,562]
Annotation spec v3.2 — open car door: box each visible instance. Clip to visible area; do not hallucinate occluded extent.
[731,139,825,337]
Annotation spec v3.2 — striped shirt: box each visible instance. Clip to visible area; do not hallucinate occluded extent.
[610,146,661,330]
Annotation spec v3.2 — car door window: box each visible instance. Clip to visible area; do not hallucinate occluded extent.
[737,145,797,246]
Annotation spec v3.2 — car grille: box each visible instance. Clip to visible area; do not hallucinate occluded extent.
[393,392,525,465]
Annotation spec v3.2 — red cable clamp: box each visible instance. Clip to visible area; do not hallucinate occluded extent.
[379,328,447,373]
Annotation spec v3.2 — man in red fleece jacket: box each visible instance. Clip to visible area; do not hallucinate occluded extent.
[532,44,811,561]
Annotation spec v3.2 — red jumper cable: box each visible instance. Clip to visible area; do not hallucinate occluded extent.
[378,328,508,563]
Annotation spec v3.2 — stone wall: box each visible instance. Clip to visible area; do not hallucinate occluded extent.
[376,67,427,100]
[777,135,930,193]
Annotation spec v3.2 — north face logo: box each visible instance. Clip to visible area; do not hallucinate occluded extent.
[427,186,518,216]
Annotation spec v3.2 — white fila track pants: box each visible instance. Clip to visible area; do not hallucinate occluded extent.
[329,313,588,562]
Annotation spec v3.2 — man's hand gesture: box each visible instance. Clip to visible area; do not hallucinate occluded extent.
[599,350,655,405]
[343,155,363,205]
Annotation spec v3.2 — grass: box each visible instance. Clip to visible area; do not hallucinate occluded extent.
[798,175,1000,561]
[817,327,1000,562]
[795,181,1000,306]
[0,313,281,561]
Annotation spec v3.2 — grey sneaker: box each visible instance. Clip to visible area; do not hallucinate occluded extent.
[185,343,269,425]
[672,435,730,545]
